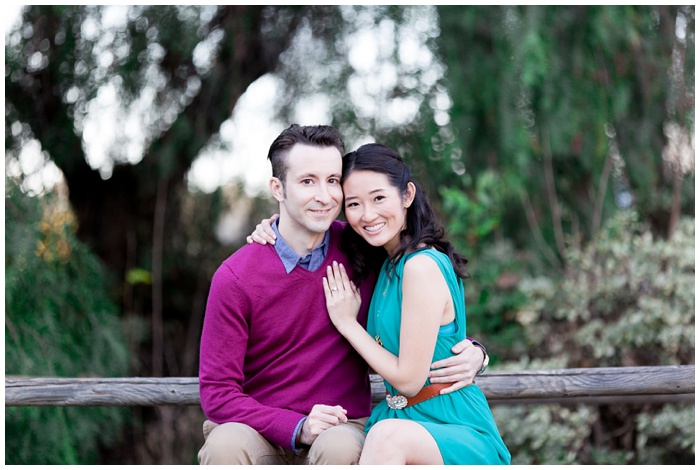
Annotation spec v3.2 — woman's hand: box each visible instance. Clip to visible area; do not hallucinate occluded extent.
[246,214,279,245]
[323,261,361,332]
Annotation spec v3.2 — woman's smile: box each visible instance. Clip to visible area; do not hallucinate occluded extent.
[363,222,386,233]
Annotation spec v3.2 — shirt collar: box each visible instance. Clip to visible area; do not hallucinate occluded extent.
[271,218,330,274]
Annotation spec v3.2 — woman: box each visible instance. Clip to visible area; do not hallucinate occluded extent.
[323,143,510,465]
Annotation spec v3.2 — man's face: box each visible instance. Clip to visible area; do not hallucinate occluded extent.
[271,144,343,237]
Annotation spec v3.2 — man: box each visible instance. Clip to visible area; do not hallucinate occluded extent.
[198,124,487,464]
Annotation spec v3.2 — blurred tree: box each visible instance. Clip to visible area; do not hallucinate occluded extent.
[5,5,298,381]
[5,178,130,464]
[436,6,694,260]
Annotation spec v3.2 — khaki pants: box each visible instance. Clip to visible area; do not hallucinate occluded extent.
[198,418,368,465]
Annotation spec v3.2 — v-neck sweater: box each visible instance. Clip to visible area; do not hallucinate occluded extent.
[199,221,376,451]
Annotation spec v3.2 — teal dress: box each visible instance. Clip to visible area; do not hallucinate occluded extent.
[365,249,510,465]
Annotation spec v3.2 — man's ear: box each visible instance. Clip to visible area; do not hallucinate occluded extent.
[270,177,285,203]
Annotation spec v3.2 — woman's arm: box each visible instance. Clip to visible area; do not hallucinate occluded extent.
[324,256,451,397]
[393,255,453,394]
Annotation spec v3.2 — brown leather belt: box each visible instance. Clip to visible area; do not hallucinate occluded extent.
[385,382,454,410]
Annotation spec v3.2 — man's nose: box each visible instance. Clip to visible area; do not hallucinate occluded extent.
[314,183,331,204]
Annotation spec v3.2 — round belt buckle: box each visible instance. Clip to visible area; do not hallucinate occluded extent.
[386,394,408,410]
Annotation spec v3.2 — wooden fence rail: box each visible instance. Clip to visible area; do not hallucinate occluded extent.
[5,365,694,408]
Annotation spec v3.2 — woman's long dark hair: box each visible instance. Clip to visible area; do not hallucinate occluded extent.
[340,143,470,284]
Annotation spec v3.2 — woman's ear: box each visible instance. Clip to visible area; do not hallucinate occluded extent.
[269,177,285,203]
[404,182,416,208]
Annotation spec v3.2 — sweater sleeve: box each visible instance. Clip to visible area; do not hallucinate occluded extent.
[198,263,305,451]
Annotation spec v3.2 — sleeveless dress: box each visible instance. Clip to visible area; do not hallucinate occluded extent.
[365,248,511,465]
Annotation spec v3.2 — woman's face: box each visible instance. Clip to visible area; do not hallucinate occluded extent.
[342,169,414,255]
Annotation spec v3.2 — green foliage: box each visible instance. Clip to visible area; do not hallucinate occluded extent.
[517,212,694,367]
[5,180,130,464]
[440,173,529,362]
[493,401,695,465]
[492,212,695,464]
[636,403,696,464]
[493,404,601,464]
[440,171,501,248]
[437,5,695,256]
[126,268,153,286]
[461,241,529,363]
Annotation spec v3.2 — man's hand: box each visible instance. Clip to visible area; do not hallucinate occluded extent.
[298,404,348,447]
[246,214,279,245]
[428,339,484,394]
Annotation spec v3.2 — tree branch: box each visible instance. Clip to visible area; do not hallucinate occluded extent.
[541,127,567,260]
[519,190,562,270]
[592,146,614,237]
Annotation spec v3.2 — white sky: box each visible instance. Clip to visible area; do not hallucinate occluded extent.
[5,5,22,29]
[4,6,295,196]
[5,6,436,198]
[187,75,291,196]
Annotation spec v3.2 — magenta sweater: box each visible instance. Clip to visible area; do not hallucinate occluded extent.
[199,221,376,450]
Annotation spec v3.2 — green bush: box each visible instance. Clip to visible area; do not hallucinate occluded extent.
[516,211,694,367]
[493,212,694,464]
[440,174,530,363]
[493,403,603,465]
[5,180,130,464]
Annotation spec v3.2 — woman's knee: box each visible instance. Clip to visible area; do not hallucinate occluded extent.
[361,420,403,462]
[366,420,400,446]
[361,420,442,465]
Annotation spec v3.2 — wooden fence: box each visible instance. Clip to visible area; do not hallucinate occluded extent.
[5,365,694,408]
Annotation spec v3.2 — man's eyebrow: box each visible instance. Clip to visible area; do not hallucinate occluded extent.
[296,172,341,179]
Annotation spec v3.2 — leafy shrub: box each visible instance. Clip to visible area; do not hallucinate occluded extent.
[494,211,694,464]
[516,211,694,367]
[636,403,695,464]
[493,404,602,465]
[5,180,130,464]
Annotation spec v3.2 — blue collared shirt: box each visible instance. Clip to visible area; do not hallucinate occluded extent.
[271,218,330,451]
[271,218,330,274]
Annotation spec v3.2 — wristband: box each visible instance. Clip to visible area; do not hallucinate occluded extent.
[469,339,488,374]
[470,339,487,358]
[478,353,490,375]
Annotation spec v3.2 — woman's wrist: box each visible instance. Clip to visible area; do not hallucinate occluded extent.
[335,318,361,338]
